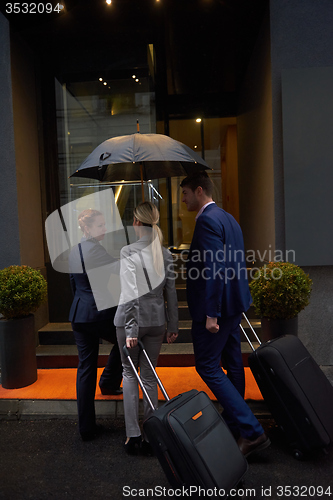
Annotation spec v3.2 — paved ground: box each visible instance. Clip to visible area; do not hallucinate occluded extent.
[0,416,332,500]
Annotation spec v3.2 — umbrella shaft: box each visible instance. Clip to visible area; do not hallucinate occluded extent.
[140,164,145,201]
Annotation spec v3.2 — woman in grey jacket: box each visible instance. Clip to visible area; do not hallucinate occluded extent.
[115,202,179,455]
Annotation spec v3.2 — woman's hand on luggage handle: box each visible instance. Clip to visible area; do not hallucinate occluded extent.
[126,337,138,348]
[206,317,219,333]
[167,331,178,344]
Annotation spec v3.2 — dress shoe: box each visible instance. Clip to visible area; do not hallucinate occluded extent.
[80,424,105,442]
[99,386,123,396]
[238,432,271,458]
[124,436,142,455]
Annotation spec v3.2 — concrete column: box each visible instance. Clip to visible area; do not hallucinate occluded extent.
[0,12,21,268]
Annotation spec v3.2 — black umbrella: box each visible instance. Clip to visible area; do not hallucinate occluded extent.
[70,133,211,200]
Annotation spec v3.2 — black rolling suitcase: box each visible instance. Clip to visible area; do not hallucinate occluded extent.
[123,341,248,495]
[240,314,333,458]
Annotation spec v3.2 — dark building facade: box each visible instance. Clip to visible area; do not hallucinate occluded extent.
[0,0,332,364]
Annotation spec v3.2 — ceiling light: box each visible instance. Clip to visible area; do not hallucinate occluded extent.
[103,82,107,86]
[194,145,198,149]
[106,0,112,5]
[196,118,202,123]
[135,78,139,82]
[132,75,136,79]
[99,78,103,81]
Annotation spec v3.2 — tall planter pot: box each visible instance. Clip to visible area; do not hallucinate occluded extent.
[0,314,37,389]
[260,316,298,343]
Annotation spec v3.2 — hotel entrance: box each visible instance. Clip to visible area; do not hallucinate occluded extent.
[48,71,240,321]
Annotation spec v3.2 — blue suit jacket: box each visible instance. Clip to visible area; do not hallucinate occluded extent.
[68,238,119,323]
[186,203,252,322]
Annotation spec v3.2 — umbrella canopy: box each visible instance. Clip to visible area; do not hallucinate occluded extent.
[70,133,211,183]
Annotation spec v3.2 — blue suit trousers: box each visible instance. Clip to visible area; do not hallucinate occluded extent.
[191,314,263,440]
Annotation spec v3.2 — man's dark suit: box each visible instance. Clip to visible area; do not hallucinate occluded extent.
[69,237,122,436]
[187,203,264,440]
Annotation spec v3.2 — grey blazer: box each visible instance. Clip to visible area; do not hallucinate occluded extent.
[114,235,178,339]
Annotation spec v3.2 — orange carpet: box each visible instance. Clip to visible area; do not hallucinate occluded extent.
[0,367,262,401]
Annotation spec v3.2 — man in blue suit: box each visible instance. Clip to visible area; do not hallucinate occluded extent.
[180,171,270,457]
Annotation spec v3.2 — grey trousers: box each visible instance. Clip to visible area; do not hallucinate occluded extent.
[116,325,166,438]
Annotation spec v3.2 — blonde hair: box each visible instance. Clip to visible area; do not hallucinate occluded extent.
[78,209,102,236]
[134,202,164,276]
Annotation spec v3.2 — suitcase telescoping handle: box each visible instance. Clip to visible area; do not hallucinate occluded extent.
[239,312,261,351]
[123,340,170,411]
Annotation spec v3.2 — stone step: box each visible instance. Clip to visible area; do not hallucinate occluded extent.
[37,320,195,345]
[176,284,186,302]
[36,342,260,369]
[37,279,260,370]
[178,301,191,320]
[38,317,260,345]
[38,323,75,345]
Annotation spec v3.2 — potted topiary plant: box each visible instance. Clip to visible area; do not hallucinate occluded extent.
[249,261,312,342]
[0,265,48,389]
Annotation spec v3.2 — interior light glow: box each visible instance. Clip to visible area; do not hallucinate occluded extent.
[194,145,198,149]
[132,75,136,79]
[196,118,202,123]
[115,185,123,203]
[135,78,139,82]
[106,0,112,5]
[99,78,103,81]
[103,82,107,86]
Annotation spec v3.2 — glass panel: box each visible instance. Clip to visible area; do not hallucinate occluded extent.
[168,117,235,251]
[68,180,162,234]
[171,176,196,250]
[55,76,156,208]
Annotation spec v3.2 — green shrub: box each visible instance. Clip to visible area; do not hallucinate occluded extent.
[249,261,312,320]
[0,265,48,320]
